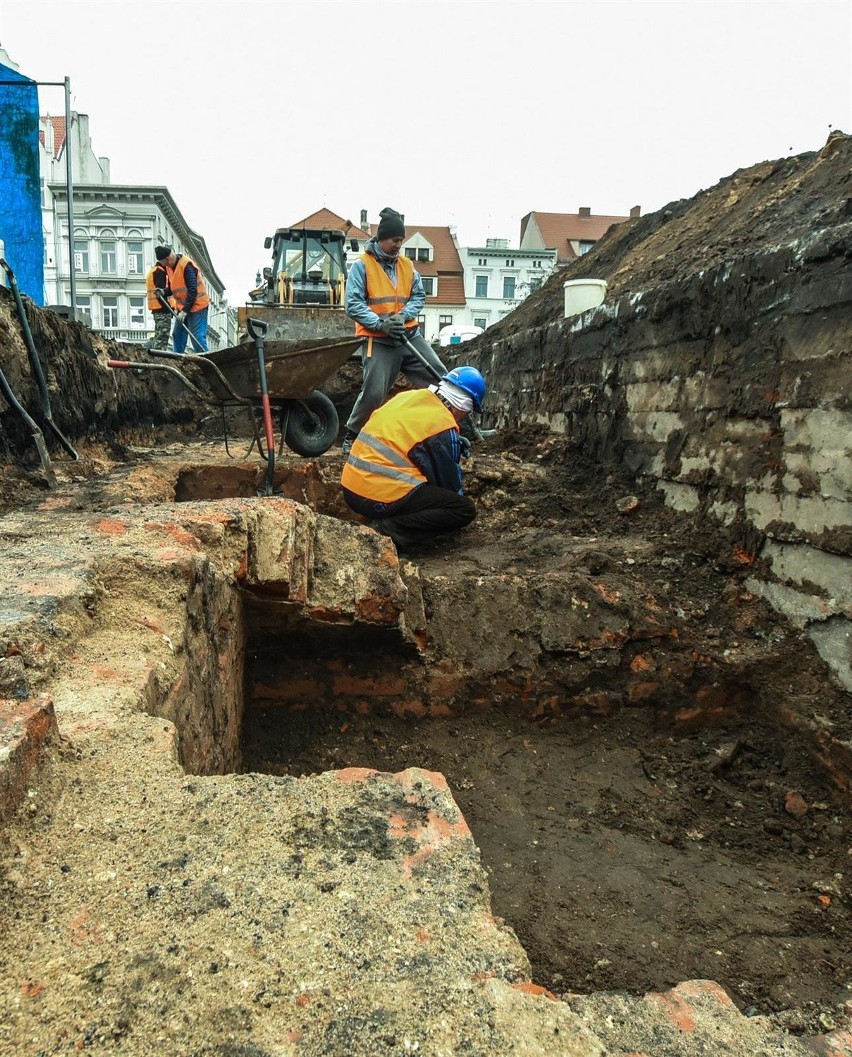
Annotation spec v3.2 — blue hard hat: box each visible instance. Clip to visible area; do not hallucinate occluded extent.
[443,366,486,412]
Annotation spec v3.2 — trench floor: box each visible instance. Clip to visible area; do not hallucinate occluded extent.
[242,704,852,1024]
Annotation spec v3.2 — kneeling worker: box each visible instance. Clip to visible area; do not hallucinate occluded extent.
[341,366,486,550]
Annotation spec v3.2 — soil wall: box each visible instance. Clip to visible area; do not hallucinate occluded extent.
[464,135,852,690]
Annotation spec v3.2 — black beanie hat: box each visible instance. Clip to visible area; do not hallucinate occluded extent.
[376,208,405,240]
[155,245,172,261]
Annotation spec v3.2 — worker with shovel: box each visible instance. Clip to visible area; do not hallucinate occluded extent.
[341,365,486,551]
[340,206,447,455]
[156,245,210,353]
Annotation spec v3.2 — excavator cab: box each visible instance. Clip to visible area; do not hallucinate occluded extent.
[252,227,351,308]
[241,226,360,343]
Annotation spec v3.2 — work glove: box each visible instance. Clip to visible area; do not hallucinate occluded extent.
[378,313,407,339]
[458,434,472,459]
[175,310,187,324]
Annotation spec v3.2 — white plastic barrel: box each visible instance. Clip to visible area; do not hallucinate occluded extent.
[563,279,607,318]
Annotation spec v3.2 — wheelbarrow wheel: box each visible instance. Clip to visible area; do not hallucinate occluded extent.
[284,390,339,457]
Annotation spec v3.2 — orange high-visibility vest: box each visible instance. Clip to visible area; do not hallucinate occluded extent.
[354,253,419,338]
[146,264,174,311]
[168,255,210,312]
[341,389,458,503]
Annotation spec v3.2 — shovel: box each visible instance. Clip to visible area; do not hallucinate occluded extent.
[245,317,277,496]
[399,333,494,442]
[155,290,205,353]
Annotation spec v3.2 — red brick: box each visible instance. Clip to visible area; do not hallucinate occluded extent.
[333,675,406,697]
[0,697,58,823]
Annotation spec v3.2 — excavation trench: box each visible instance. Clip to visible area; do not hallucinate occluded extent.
[152,458,852,1022]
[228,610,851,1023]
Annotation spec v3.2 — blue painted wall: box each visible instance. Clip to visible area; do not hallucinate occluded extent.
[0,62,44,304]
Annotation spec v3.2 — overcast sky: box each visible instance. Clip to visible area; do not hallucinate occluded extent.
[2,0,850,301]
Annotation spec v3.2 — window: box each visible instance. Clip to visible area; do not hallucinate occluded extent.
[129,296,145,328]
[418,314,426,326]
[102,296,118,328]
[100,241,117,274]
[533,259,542,268]
[475,275,488,297]
[439,314,453,328]
[417,248,430,262]
[73,240,89,272]
[404,248,417,260]
[474,317,487,330]
[477,258,488,266]
[503,276,516,299]
[421,277,434,296]
[579,240,595,255]
[75,294,92,323]
[505,259,515,267]
[127,241,143,274]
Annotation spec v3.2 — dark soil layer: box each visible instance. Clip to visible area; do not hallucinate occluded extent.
[241,704,852,1021]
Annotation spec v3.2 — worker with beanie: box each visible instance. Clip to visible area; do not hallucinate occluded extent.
[341,365,486,551]
[157,245,210,353]
[341,206,448,455]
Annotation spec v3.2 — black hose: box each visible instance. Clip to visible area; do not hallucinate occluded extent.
[0,257,78,459]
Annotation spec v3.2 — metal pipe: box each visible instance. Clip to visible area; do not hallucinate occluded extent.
[64,77,76,321]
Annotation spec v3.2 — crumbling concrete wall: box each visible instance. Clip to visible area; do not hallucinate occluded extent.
[469,142,852,691]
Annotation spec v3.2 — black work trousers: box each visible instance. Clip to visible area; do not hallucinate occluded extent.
[375,485,475,546]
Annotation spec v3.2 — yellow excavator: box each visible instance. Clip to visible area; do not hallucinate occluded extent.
[239,225,359,343]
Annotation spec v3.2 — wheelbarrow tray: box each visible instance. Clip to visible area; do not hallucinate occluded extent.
[200,335,362,402]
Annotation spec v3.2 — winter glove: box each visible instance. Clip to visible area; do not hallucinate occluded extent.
[175,310,187,324]
[458,434,472,459]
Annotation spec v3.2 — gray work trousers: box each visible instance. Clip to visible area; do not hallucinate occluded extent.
[345,330,447,435]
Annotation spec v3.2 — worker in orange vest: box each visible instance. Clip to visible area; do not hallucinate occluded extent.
[158,245,210,353]
[341,366,486,551]
[341,207,446,455]
[145,253,174,350]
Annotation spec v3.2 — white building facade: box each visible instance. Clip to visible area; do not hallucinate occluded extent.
[459,240,557,332]
[40,113,236,348]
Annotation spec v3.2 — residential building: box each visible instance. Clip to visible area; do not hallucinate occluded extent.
[460,239,557,332]
[39,110,236,348]
[520,206,640,265]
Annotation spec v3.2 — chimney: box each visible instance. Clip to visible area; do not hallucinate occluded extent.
[360,209,368,228]
[579,207,591,218]
[630,205,641,219]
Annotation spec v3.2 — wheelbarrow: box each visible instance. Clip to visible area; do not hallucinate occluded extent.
[108,318,361,495]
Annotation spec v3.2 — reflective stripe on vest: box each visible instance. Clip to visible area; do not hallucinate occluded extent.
[355,253,419,338]
[168,255,210,312]
[146,265,174,311]
[341,389,458,503]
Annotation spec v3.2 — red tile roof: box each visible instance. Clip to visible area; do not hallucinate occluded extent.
[39,115,66,159]
[287,208,370,242]
[520,210,632,261]
[401,225,466,306]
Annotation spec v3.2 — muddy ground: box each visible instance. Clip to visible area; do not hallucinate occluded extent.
[229,425,852,1033]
